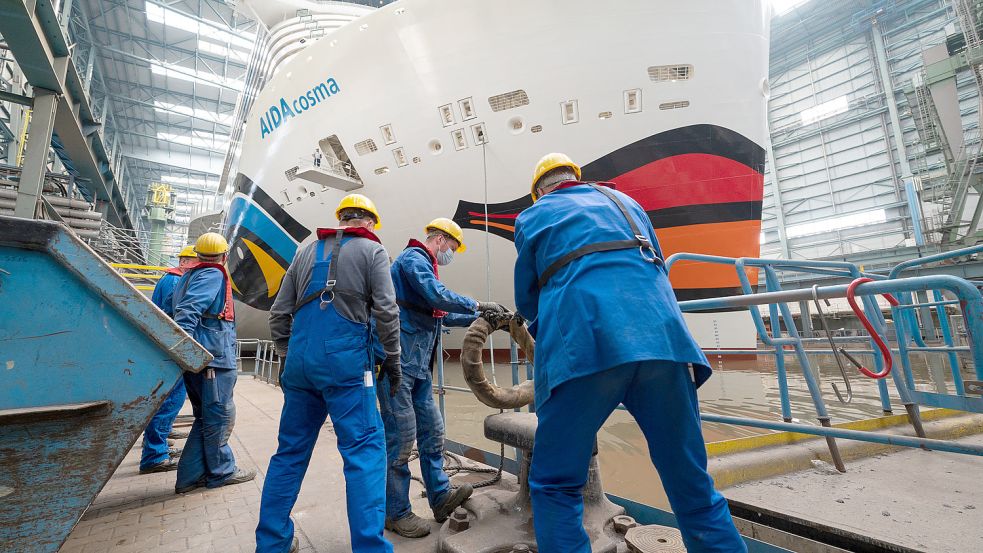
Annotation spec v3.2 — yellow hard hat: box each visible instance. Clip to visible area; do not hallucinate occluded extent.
[194,232,229,256]
[531,152,581,201]
[335,193,381,229]
[425,217,467,252]
[178,245,197,258]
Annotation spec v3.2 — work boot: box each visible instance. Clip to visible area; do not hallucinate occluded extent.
[213,468,256,488]
[289,536,299,553]
[385,512,431,538]
[432,483,473,523]
[175,477,206,494]
[168,447,182,458]
[139,459,178,474]
[169,429,189,439]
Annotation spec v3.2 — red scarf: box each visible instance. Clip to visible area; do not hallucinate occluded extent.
[405,239,447,318]
[316,226,382,243]
[186,262,235,321]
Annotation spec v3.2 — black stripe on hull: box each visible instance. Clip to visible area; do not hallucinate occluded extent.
[452,196,532,240]
[233,173,311,243]
[227,227,291,311]
[581,124,767,182]
[650,201,763,229]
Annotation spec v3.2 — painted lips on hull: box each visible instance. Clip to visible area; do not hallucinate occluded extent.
[454,124,766,303]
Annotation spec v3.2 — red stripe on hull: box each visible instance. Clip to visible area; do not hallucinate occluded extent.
[612,153,764,211]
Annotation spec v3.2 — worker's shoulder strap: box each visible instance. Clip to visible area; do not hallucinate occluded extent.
[537,183,663,289]
[294,230,368,312]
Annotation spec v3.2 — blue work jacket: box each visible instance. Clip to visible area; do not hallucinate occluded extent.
[173,267,237,369]
[514,183,710,407]
[151,272,181,317]
[391,243,477,378]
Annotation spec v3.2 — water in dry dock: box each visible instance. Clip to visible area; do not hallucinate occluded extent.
[438,348,973,509]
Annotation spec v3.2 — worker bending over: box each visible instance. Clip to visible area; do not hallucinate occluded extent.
[172,233,255,494]
[379,218,505,538]
[513,154,746,553]
[257,194,401,553]
[139,245,196,474]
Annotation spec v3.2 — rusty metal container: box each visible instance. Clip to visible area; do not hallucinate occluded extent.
[0,216,211,552]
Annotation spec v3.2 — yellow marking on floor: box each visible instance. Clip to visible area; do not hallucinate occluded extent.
[706,408,963,457]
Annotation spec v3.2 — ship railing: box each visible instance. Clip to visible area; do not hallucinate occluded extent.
[237,339,281,387]
[430,255,983,472]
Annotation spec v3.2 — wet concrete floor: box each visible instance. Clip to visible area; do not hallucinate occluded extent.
[59,378,514,553]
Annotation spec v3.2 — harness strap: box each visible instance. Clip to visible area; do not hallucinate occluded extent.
[293,230,347,313]
[537,183,663,289]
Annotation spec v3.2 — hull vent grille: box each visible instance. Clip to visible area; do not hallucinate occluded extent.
[488,90,530,112]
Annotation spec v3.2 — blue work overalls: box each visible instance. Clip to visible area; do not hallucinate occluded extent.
[514,183,746,553]
[172,266,239,491]
[256,235,392,553]
[377,243,476,521]
[140,270,188,470]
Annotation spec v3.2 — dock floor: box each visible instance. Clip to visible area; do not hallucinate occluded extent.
[725,434,983,552]
[60,378,513,553]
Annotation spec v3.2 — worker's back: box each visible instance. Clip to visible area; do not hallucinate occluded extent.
[514,183,709,406]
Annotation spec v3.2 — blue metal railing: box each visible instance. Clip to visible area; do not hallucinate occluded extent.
[434,253,983,465]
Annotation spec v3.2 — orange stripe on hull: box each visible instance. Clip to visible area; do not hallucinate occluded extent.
[469,219,515,233]
[657,220,761,289]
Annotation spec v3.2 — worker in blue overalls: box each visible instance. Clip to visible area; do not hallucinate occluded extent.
[513,153,747,553]
[172,232,255,494]
[139,245,197,474]
[379,218,506,538]
[257,194,402,553]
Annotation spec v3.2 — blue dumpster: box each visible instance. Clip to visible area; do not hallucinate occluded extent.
[0,216,211,552]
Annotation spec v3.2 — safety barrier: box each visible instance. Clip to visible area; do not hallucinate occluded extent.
[433,252,983,473]
[237,339,282,387]
[108,263,169,291]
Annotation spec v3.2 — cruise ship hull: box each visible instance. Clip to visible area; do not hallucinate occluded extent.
[225,0,771,350]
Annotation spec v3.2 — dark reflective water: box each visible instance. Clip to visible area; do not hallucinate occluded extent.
[438,349,973,509]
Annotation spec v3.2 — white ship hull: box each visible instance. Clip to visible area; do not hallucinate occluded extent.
[226,0,772,350]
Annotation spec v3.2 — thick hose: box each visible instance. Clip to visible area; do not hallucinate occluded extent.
[845,277,899,379]
[460,317,535,409]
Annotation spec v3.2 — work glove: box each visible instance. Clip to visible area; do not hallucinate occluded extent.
[478,302,513,327]
[477,301,507,316]
[379,354,401,397]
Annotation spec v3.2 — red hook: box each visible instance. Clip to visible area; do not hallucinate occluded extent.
[842,277,899,379]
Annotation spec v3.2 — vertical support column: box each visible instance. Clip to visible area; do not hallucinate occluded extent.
[14,91,58,219]
[915,290,936,340]
[872,20,922,242]
[798,300,814,338]
[766,141,792,259]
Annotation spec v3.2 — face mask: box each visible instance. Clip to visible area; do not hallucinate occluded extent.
[436,246,455,266]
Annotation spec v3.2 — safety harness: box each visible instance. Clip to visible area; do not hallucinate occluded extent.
[397,240,448,319]
[537,183,664,288]
[293,227,381,312]
[179,262,235,321]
